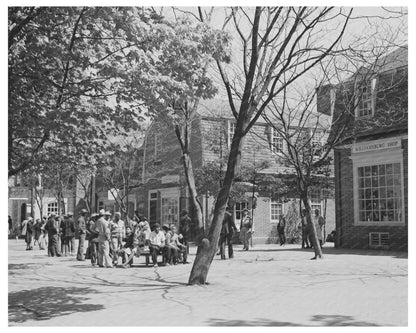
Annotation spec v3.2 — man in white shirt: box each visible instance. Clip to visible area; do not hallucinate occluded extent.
[149,223,165,267]
[95,209,113,268]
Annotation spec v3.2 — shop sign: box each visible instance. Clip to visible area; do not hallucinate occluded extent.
[352,138,401,154]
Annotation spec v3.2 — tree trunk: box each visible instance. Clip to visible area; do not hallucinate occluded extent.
[300,192,323,259]
[188,122,245,285]
[182,153,204,236]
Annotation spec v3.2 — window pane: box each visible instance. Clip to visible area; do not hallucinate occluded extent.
[379,165,385,175]
[379,176,386,186]
[393,163,400,174]
[364,166,371,177]
[372,177,378,187]
[386,175,394,186]
[371,165,378,176]
[393,174,401,185]
[372,189,378,199]
[358,167,364,177]
[386,164,393,174]
[359,189,365,199]
[365,178,371,187]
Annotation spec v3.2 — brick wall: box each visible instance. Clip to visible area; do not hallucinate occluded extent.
[334,138,408,251]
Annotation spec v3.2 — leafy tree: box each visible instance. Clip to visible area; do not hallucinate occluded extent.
[8,7,169,177]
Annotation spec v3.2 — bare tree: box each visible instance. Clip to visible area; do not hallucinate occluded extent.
[187,6,353,284]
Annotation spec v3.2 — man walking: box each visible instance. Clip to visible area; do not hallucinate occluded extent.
[240,209,252,251]
[219,207,237,259]
[76,209,88,261]
[313,209,325,248]
[277,216,286,246]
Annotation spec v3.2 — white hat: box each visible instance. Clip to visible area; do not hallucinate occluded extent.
[105,211,111,216]
[98,209,106,216]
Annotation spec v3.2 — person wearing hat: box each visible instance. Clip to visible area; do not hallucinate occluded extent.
[44,214,61,257]
[94,209,113,268]
[86,213,99,266]
[63,212,76,256]
[148,223,166,267]
[240,209,252,251]
[76,209,88,261]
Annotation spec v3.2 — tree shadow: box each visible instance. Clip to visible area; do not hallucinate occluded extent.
[9,286,103,324]
[207,318,301,326]
[207,315,380,326]
[310,315,380,326]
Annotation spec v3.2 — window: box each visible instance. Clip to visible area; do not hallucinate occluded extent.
[356,78,377,118]
[47,202,58,215]
[357,163,403,223]
[228,121,235,147]
[235,201,249,221]
[270,202,283,222]
[271,129,284,154]
[161,197,179,226]
[311,204,321,214]
[311,130,324,147]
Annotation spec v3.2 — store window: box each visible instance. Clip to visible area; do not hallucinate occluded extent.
[358,163,403,222]
[270,202,283,222]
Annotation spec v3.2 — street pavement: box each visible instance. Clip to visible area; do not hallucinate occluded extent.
[8,239,408,326]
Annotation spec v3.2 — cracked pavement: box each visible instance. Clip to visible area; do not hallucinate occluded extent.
[8,240,407,326]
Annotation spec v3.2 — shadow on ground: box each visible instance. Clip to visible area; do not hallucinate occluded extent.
[9,286,103,324]
[207,315,380,326]
[243,247,407,259]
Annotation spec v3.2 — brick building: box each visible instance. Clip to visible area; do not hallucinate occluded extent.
[133,99,336,244]
[318,46,408,251]
[8,174,85,233]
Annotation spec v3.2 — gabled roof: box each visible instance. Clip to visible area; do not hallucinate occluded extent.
[196,98,239,119]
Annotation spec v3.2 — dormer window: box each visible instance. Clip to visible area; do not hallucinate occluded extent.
[356,78,377,118]
[357,83,372,117]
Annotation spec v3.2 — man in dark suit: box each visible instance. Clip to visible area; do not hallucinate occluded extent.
[219,207,237,259]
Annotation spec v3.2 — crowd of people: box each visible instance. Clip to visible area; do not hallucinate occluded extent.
[16,208,193,268]
[14,206,326,265]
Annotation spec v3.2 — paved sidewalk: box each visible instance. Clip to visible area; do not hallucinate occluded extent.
[8,239,407,326]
